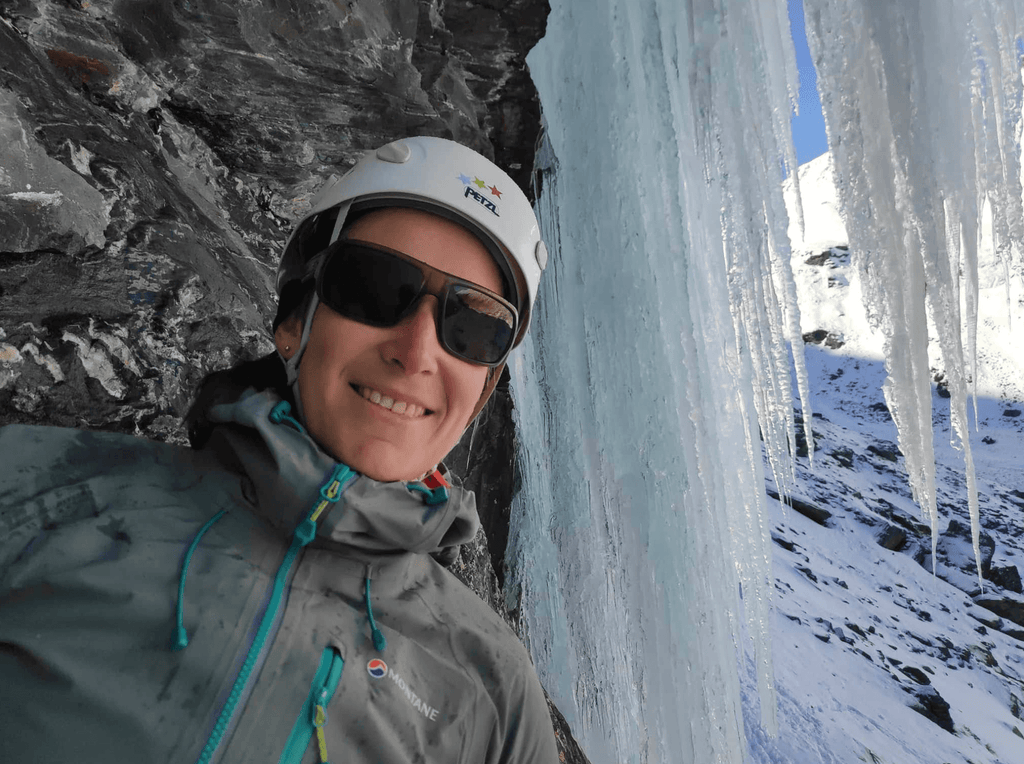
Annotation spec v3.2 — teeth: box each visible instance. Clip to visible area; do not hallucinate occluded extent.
[358,386,427,418]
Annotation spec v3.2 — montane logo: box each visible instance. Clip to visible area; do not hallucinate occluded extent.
[387,668,439,722]
[367,659,387,678]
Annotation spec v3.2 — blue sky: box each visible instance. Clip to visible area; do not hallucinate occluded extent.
[788,0,828,164]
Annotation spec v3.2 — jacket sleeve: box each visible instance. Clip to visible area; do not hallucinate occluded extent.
[0,425,110,576]
[497,660,562,764]
[0,425,58,575]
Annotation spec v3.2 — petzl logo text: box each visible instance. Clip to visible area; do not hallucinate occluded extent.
[464,185,500,216]
[367,659,388,679]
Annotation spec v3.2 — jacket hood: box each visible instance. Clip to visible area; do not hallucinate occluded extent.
[202,387,481,556]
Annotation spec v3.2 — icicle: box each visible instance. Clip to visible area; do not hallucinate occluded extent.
[803,0,1023,583]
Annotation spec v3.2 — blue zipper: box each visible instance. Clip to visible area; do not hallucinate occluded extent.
[194,464,354,764]
[278,646,345,764]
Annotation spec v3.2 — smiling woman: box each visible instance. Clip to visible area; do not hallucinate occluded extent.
[277,208,504,482]
[278,206,501,481]
[0,137,559,763]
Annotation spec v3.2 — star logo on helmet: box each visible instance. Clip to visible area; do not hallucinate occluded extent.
[473,177,487,189]
[458,173,472,186]
[489,185,502,198]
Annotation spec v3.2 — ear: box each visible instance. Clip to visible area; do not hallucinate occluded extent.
[274,314,303,360]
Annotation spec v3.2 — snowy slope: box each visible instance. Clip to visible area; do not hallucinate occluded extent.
[743,154,1024,764]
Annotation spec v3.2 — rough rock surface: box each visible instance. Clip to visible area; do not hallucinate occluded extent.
[940,518,996,578]
[0,2,588,760]
[766,487,833,526]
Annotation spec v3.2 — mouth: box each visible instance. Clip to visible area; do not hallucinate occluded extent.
[351,384,433,418]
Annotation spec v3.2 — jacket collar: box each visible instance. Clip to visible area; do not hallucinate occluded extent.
[202,388,480,556]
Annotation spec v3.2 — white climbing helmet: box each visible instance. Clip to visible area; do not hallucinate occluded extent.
[276,136,548,347]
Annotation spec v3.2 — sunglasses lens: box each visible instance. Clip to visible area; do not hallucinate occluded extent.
[442,285,515,365]
[318,241,516,365]
[320,245,424,325]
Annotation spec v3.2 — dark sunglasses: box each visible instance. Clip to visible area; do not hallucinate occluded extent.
[314,239,519,367]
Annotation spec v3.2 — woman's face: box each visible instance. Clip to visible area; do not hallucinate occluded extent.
[275,207,501,482]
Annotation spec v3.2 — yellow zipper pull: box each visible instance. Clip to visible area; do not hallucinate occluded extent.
[313,704,329,763]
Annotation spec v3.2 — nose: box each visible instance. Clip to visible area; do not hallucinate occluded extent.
[382,295,443,374]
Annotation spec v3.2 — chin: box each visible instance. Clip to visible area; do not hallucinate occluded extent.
[341,443,436,484]
[359,463,432,484]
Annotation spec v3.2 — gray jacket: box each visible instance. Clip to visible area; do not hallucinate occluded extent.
[0,388,558,763]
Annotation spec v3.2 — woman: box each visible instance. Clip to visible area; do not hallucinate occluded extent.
[0,137,558,763]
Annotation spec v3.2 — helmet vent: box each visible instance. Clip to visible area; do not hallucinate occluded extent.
[376,141,412,164]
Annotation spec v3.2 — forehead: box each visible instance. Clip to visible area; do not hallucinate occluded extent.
[346,208,503,295]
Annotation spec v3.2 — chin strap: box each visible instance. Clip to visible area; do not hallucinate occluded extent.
[279,205,349,423]
[279,292,321,424]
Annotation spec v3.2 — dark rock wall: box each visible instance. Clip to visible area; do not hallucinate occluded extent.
[1,0,542,437]
[0,1,587,760]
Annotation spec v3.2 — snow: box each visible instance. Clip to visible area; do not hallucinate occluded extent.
[744,156,1024,762]
[508,0,1024,762]
[5,190,64,204]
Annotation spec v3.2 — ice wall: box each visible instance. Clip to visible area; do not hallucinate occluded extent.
[510,0,1024,762]
[509,1,806,761]
[802,0,1024,576]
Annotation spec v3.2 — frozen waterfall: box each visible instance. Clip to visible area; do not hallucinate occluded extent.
[506,0,1024,762]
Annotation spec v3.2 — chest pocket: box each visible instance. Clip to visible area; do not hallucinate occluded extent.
[279,646,344,764]
[332,638,486,764]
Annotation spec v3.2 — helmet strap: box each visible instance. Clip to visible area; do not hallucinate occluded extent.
[280,292,321,423]
[279,203,350,423]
